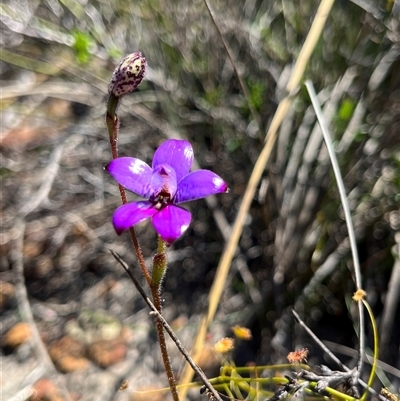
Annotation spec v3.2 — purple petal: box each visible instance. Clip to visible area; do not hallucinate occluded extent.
[106,157,153,198]
[174,170,228,203]
[151,205,191,245]
[152,140,194,182]
[112,201,157,235]
[150,164,177,200]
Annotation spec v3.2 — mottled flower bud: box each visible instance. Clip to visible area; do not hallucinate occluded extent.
[108,52,146,97]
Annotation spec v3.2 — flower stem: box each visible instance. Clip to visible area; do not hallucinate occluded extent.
[106,94,151,285]
[151,237,180,401]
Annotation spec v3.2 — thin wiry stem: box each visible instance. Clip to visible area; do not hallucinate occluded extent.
[150,237,180,401]
[202,0,261,132]
[10,140,73,399]
[106,93,179,398]
[105,96,151,285]
[360,299,379,401]
[305,80,365,385]
[179,0,336,393]
[18,142,64,217]
[150,285,180,401]
[292,310,387,401]
[379,238,400,361]
[110,250,224,401]
[293,310,349,373]
[12,219,73,401]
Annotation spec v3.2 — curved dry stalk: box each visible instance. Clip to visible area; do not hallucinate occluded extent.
[179,0,336,394]
[18,141,65,217]
[305,80,364,384]
[12,219,73,401]
[293,310,388,401]
[110,251,224,401]
[273,68,358,293]
[379,236,400,361]
[0,48,61,75]
[322,340,400,380]
[6,139,76,400]
[203,0,261,131]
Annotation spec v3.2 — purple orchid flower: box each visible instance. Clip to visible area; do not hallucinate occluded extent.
[106,139,228,245]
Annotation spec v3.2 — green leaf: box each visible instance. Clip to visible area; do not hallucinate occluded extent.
[72,30,93,64]
[338,98,355,121]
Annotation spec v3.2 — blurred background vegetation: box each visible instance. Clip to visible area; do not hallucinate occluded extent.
[1,0,400,399]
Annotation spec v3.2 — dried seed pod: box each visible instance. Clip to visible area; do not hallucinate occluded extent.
[108,52,147,97]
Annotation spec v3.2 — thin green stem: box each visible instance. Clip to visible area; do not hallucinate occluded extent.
[360,299,379,401]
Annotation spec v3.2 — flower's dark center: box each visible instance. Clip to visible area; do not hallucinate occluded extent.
[150,164,177,209]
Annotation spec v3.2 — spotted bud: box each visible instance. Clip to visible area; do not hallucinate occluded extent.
[108,52,147,97]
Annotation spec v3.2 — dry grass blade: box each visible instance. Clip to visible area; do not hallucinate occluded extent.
[11,219,73,401]
[203,0,261,131]
[179,0,336,394]
[0,48,61,75]
[379,236,400,362]
[305,80,365,382]
[293,310,388,401]
[2,0,399,398]
[110,251,224,401]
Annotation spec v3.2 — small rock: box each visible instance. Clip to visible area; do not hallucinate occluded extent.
[48,336,90,373]
[0,280,15,311]
[87,338,127,368]
[55,354,90,373]
[29,378,65,401]
[23,241,43,258]
[4,322,32,348]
